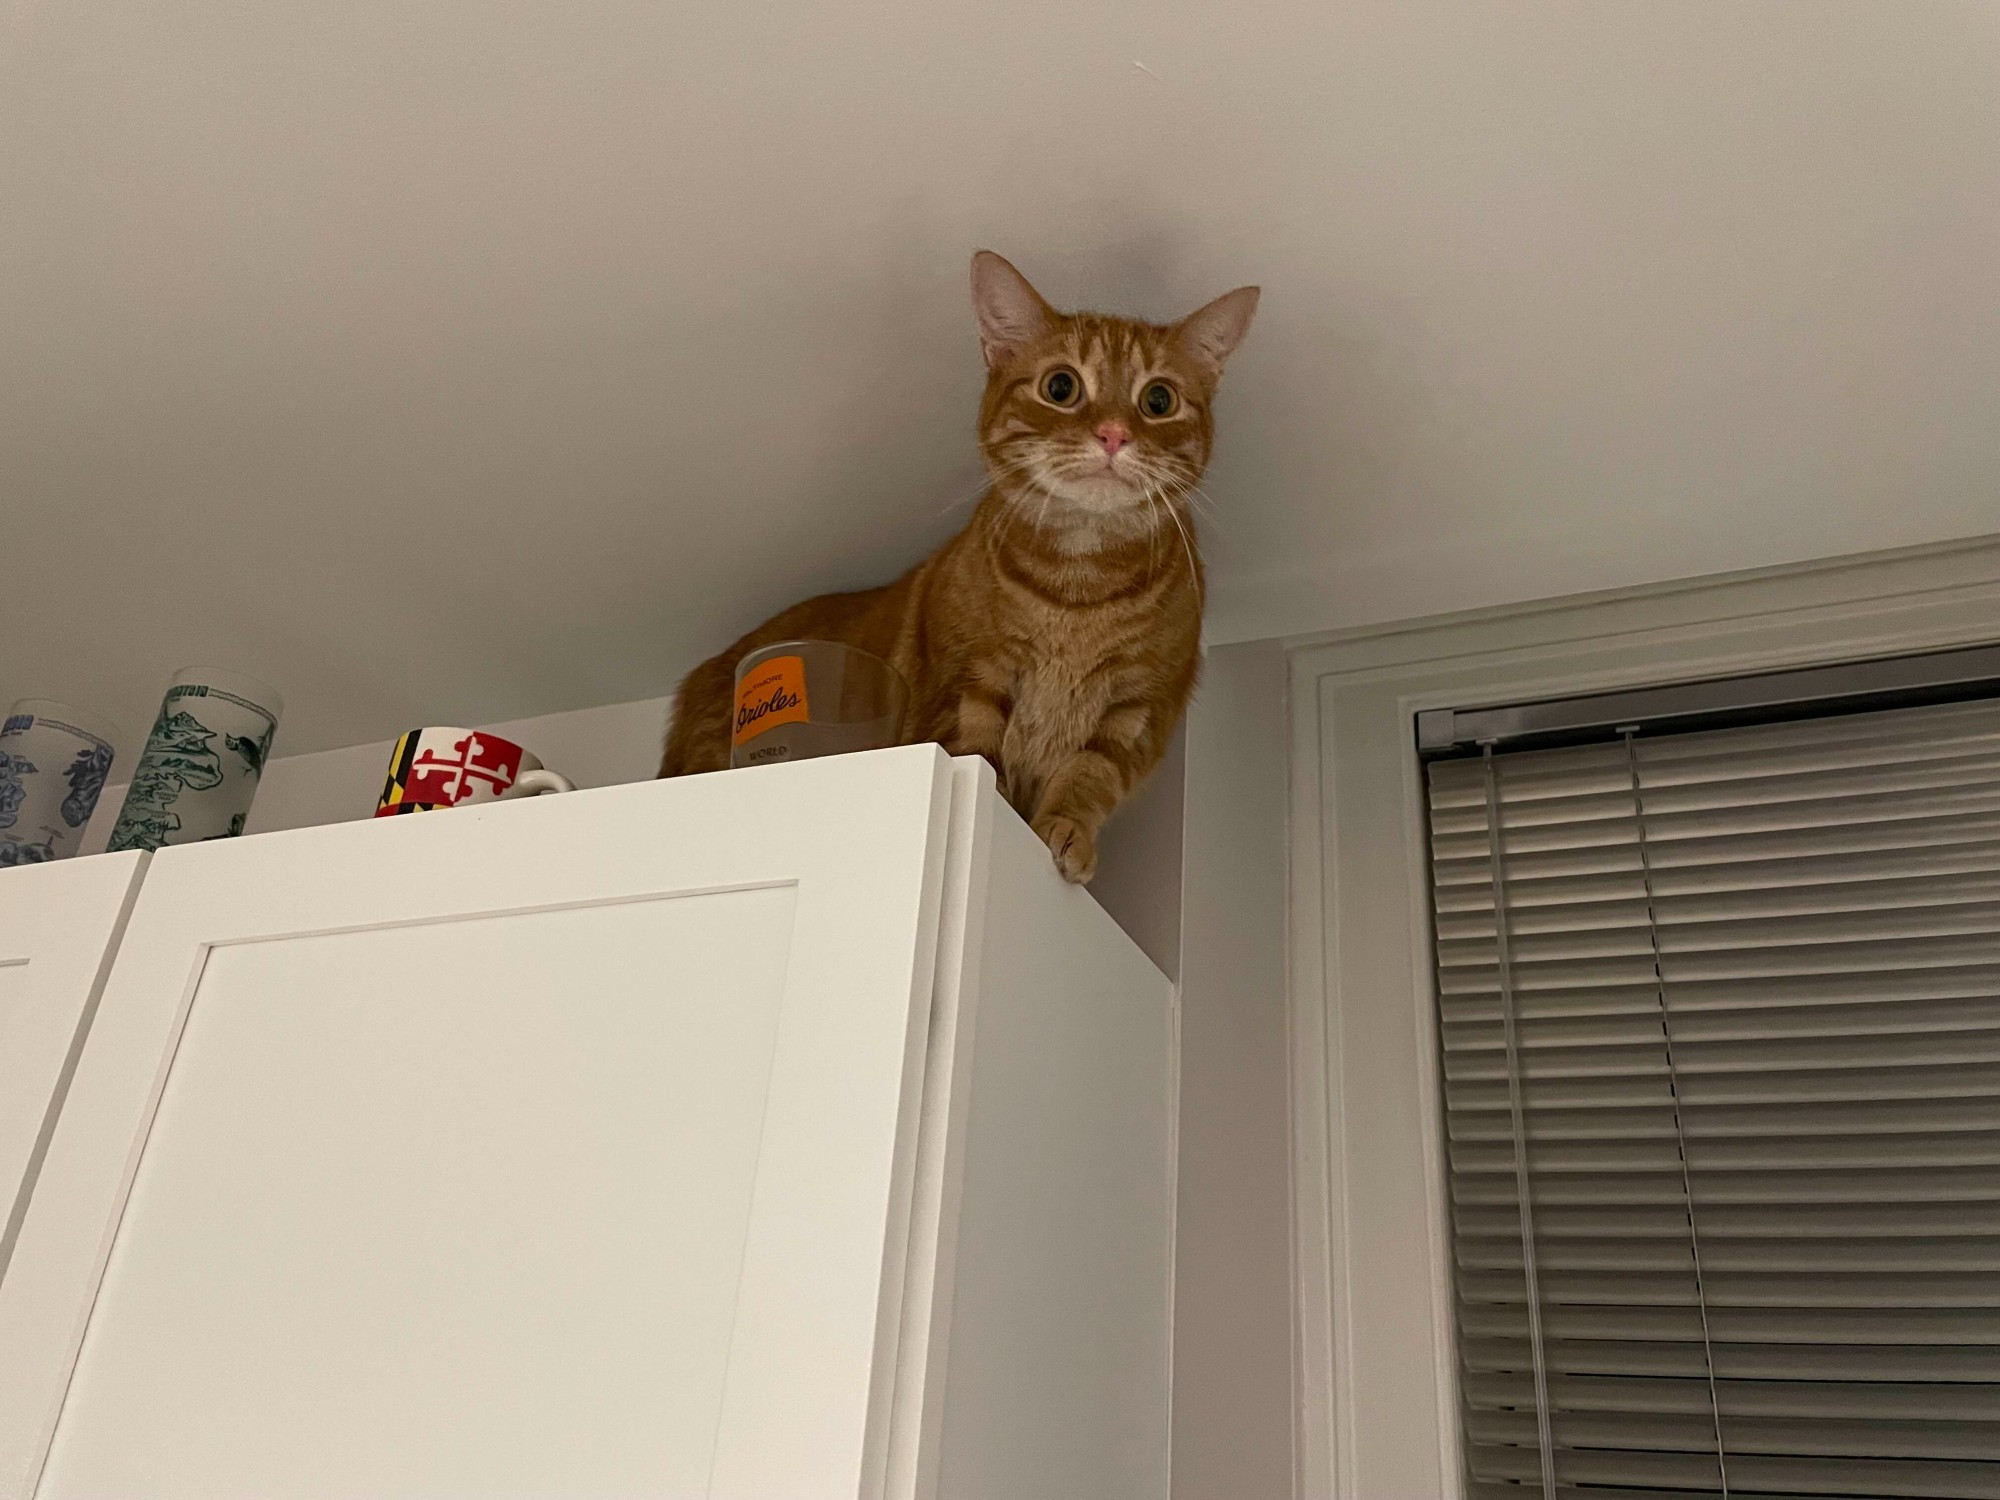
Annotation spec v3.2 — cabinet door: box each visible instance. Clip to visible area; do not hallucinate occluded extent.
[0,748,955,1500]
[0,853,147,1279]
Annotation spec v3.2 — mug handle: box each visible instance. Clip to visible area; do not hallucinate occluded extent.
[502,768,576,799]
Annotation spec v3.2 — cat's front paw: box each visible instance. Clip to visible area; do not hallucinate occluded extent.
[1032,814,1097,884]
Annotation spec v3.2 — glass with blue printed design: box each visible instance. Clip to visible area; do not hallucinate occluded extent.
[108,667,284,851]
[0,699,122,865]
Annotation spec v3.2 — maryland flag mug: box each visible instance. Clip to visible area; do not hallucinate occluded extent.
[376,727,574,816]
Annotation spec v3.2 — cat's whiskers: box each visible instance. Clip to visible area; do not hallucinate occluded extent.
[1138,485,1163,582]
[1163,477,1219,525]
[981,446,1048,502]
[1169,508,1203,604]
[991,457,1066,554]
[980,449,1045,493]
[1134,456,1223,529]
[1130,469,1205,602]
[1150,482,1188,576]
[1034,456,1092,543]
[934,469,1005,518]
[1124,458,1189,517]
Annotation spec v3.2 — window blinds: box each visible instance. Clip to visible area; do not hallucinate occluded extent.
[1425,694,2000,1500]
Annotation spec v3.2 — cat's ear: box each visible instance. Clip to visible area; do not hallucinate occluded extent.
[971,251,1056,369]
[1173,286,1260,379]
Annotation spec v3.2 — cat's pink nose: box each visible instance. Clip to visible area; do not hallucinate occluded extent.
[1096,423,1130,458]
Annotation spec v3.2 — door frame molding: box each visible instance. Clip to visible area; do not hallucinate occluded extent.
[1281,533,2000,1498]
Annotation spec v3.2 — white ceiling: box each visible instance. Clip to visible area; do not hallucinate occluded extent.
[6,1,1998,757]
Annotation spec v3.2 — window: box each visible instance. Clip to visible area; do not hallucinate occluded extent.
[1425,692,2000,1496]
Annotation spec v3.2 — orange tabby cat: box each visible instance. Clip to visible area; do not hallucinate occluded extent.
[659,251,1257,883]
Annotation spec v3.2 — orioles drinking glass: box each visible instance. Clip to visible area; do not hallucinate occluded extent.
[731,640,909,769]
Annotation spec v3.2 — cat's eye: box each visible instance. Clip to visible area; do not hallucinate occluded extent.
[1040,367,1082,407]
[1140,380,1179,419]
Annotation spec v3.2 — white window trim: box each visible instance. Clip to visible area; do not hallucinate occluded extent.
[1281,534,2000,1500]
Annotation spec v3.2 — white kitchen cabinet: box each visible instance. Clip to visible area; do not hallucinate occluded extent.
[0,747,1173,1500]
[0,852,148,1282]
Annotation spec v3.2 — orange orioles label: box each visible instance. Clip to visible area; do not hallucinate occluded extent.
[734,655,810,746]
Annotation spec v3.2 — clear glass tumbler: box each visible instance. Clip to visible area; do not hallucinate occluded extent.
[731,640,909,769]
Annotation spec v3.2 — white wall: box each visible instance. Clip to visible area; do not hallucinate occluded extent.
[1171,643,1294,1500]
[1089,727,1186,982]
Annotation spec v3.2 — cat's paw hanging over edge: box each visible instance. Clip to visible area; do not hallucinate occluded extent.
[1032,814,1097,885]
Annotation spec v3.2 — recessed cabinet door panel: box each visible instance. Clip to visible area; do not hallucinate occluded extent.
[45,889,794,1498]
[0,853,147,1279]
[0,747,954,1500]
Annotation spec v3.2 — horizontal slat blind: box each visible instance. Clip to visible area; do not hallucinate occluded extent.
[1427,695,2000,1499]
